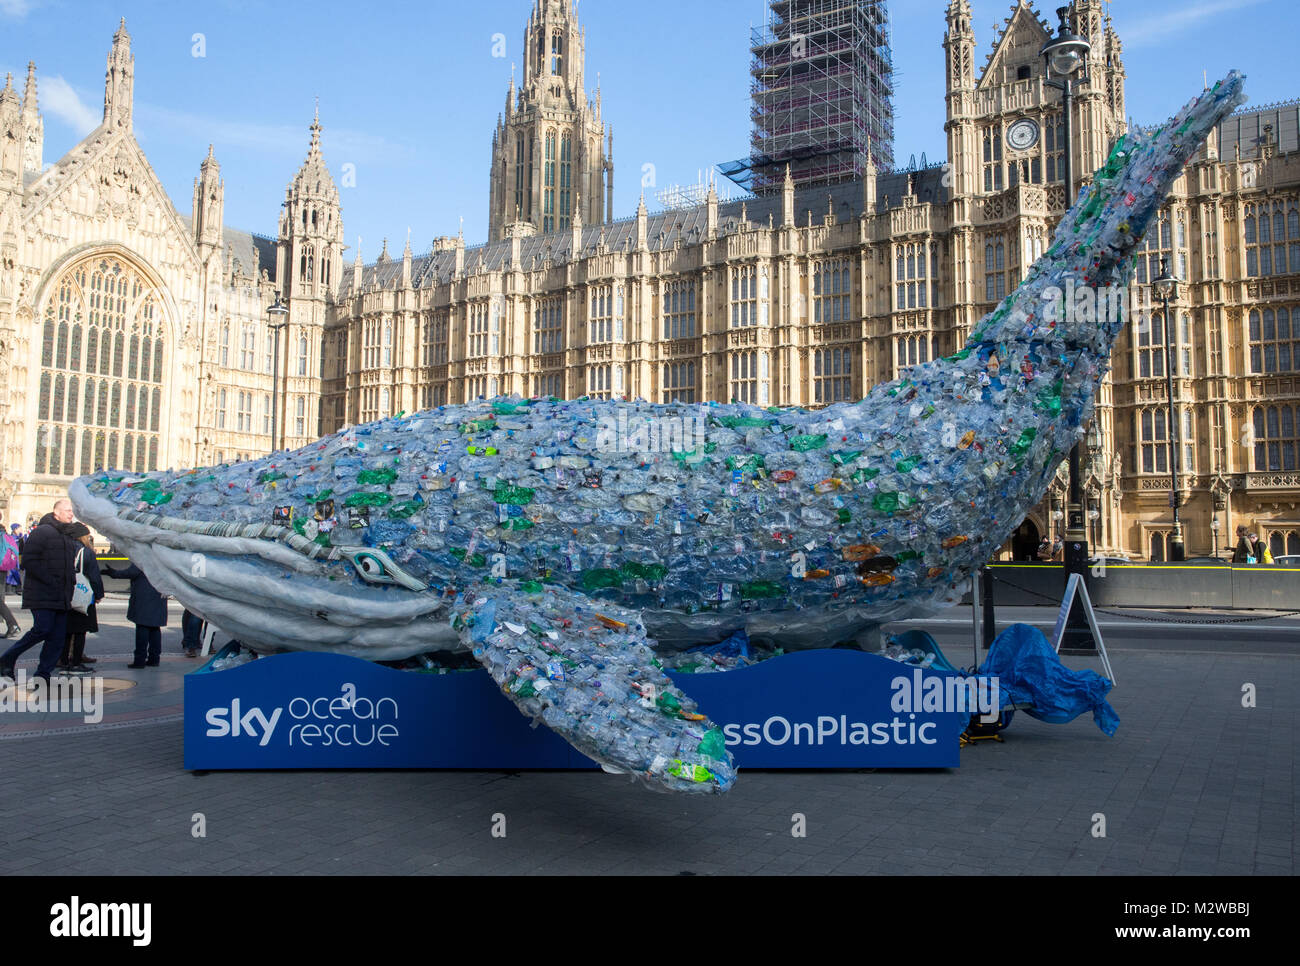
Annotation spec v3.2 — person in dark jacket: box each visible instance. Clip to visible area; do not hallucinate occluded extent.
[101,559,168,668]
[60,524,105,671]
[5,521,26,598]
[0,499,80,684]
[0,514,20,636]
[181,608,204,658]
[1231,525,1253,563]
[1249,532,1268,564]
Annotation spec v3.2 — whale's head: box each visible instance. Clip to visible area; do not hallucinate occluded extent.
[69,463,455,659]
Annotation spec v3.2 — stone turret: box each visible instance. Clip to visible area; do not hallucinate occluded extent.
[103,18,133,132]
[192,144,223,258]
[20,62,41,178]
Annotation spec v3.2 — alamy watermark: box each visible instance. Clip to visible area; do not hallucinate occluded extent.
[2,671,104,723]
[596,408,707,454]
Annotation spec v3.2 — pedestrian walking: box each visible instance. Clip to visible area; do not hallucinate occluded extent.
[101,559,168,668]
[1232,525,1254,563]
[60,524,104,671]
[1249,532,1268,565]
[0,499,80,685]
[181,608,204,658]
[3,519,22,598]
[0,519,21,637]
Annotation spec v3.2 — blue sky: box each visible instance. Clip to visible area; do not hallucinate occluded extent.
[2,0,1291,257]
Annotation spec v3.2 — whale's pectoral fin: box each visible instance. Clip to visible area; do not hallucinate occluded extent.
[451,580,736,794]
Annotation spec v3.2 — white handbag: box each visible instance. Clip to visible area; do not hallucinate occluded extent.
[71,548,94,615]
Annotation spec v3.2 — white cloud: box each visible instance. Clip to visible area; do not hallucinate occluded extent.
[1121,0,1271,48]
[0,0,37,18]
[41,75,99,137]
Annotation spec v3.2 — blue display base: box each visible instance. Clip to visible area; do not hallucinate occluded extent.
[184,649,976,771]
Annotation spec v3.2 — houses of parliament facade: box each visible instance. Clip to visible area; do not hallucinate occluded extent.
[3,1,1299,562]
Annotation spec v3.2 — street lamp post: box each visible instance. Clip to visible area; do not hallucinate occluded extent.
[1153,257,1184,561]
[267,291,290,454]
[1212,491,1227,559]
[1042,5,1093,648]
[1041,5,1091,576]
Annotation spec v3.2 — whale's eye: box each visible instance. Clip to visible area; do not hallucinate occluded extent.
[338,547,428,592]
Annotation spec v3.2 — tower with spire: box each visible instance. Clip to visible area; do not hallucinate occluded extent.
[943,0,977,201]
[276,108,344,301]
[487,0,613,243]
[274,108,343,448]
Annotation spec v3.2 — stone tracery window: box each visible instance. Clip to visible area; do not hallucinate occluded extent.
[34,255,167,477]
[1253,404,1297,471]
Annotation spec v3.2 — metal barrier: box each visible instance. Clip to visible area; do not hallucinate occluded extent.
[966,562,1300,614]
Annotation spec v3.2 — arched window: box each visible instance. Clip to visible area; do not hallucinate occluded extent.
[514,135,527,219]
[1248,307,1296,373]
[220,323,230,367]
[1137,312,1166,379]
[298,335,308,376]
[550,31,564,75]
[80,429,94,476]
[1136,408,1169,473]
[1253,404,1297,471]
[296,396,306,437]
[559,134,572,229]
[543,131,557,233]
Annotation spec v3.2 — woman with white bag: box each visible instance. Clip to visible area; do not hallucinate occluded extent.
[60,524,105,671]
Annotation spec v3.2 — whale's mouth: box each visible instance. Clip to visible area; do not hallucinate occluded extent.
[68,477,455,659]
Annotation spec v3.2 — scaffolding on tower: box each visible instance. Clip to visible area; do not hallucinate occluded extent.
[720,0,895,194]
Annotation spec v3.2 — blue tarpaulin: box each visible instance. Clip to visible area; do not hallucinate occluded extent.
[979,623,1120,736]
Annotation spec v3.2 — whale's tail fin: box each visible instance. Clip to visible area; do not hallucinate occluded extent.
[452,580,737,793]
[1053,71,1246,262]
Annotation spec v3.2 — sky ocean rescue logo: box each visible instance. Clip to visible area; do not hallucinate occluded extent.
[204,685,399,748]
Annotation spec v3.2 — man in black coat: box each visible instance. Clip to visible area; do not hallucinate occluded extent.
[102,559,168,668]
[0,499,80,684]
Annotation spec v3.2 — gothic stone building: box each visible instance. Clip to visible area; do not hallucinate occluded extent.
[3,2,1299,561]
[0,21,337,530]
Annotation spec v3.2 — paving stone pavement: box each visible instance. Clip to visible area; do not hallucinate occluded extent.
[0,598,1295,875]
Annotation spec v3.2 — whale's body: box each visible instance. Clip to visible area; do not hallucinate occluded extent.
[69,74,1246,792]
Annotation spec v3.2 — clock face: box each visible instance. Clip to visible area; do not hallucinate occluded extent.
[1006,118,1040,152]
